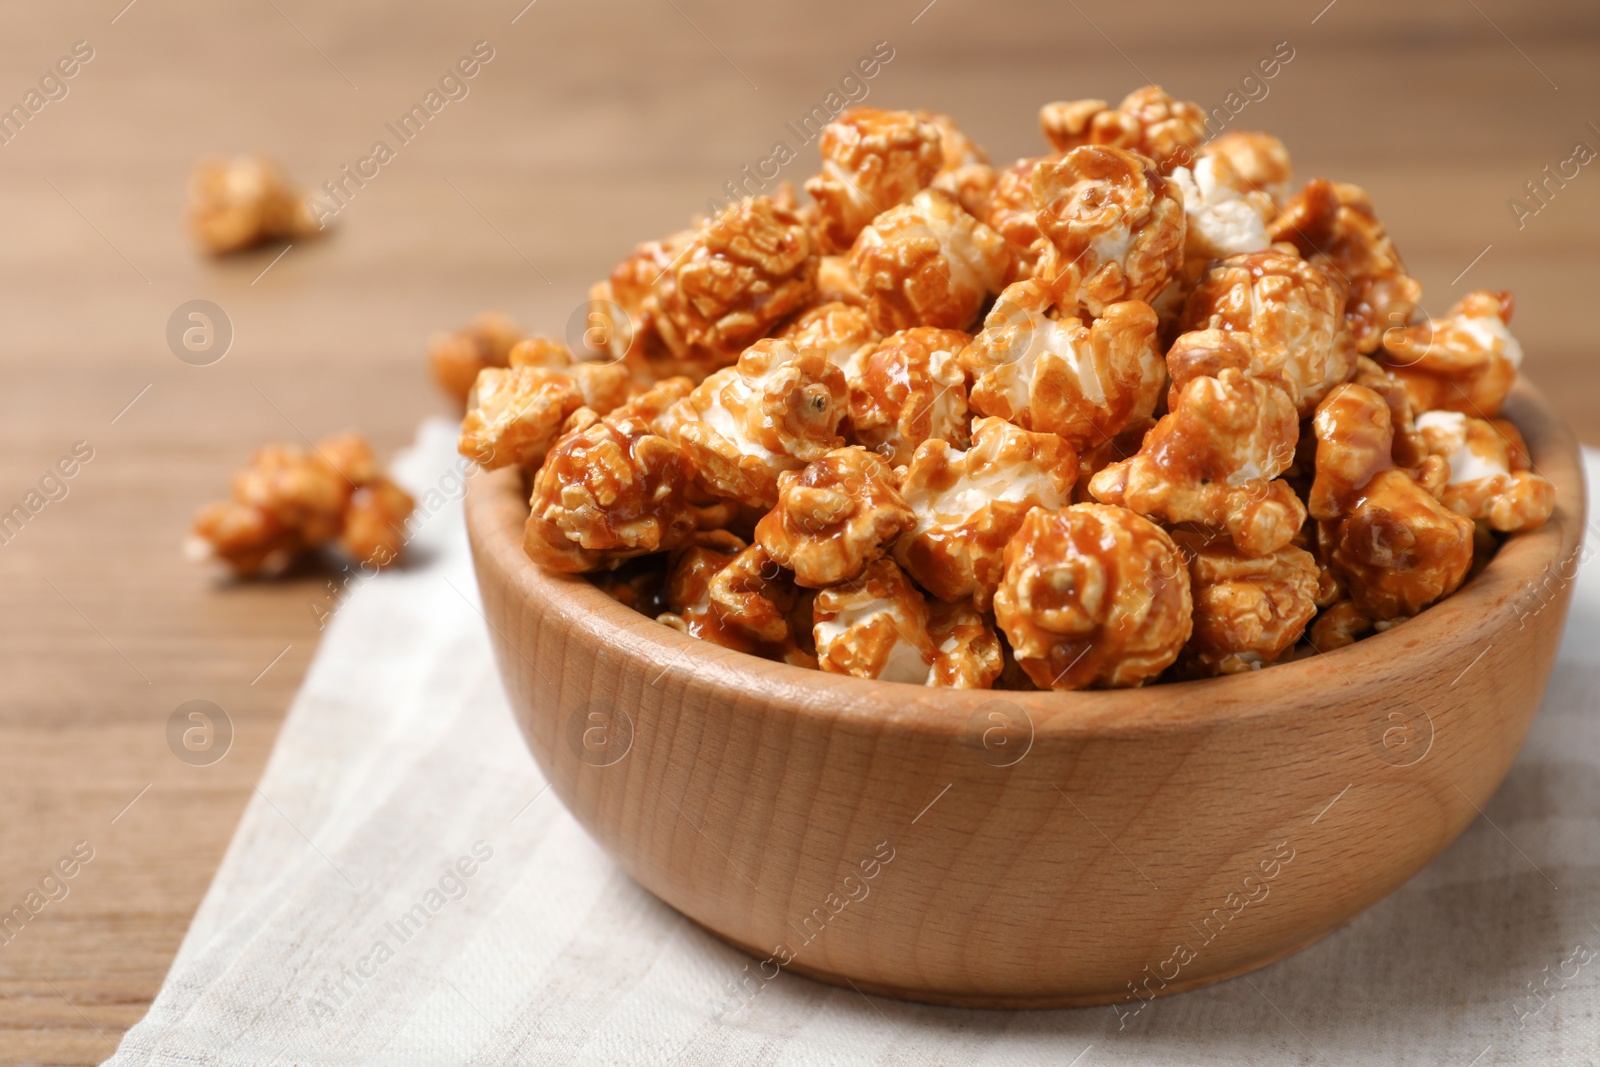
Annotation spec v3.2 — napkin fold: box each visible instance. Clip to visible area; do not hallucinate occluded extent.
[107,421,1599,1066]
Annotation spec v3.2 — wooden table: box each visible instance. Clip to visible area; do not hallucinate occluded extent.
[1,0,1595,1061]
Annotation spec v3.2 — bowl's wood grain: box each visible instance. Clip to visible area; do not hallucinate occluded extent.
[466,382,1587,1009]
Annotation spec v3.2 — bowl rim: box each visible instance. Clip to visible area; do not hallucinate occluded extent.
[466,380,1589,741]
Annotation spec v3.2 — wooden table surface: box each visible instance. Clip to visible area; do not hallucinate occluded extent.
[1,0,1595,1061]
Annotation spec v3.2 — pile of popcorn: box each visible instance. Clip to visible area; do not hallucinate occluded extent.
[447,87,1555,690]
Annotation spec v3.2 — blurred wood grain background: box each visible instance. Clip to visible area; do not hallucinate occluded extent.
[0,0,1595,1060]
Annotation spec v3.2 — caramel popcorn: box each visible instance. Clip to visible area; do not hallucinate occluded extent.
[652,196,816,370]
[916,109,989,172]
[1200,131,1293,204]
[1170,528,1319,676]
[188,155,322,256]
[428,313,523,405]
[894,417,1078,609]
[755,447,914,587]
[1378,290,1523,417]
[984,155,1055,280]
[1031,146,1186,315]
[806,108,944,254]
[656,535,812,664]
[813,559,936,682]
[1179,250,1355,415]
[815,255,868,307]
[994,504,1193,689]
[524,408,707,573]
[485,87,1556,688]
[188,432,414,577]
[774,300,880,370]
[1309,384,1474,619]
[848,327,971,466]
[847,188,1012,333]
[963,282,1162,446]
[925,599,1004,688]
[1038,86,1207,171]
[669,338,849,507]
[1269,179,1421,355]
[456,339,633,471]
[1169,155,1274,272]
[1089,369,1304,554]
[932,161,1001,223]
[1415,410,1556,532]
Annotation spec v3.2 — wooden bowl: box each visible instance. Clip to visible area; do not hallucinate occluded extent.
[465,382,1586,1009]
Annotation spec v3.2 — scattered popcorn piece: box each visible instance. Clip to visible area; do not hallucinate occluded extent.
[1415,410,1555,532]
[188,155,322,256]
[187,433,414,577]
[1270,179,1421,355]
[963,281,1162,446]
[847,188,1012,333]
[994,504,1193,689]
[340,476,417,568]
[1170,528,1318,677]
[1038,86,1207,171]
[1179,250,1355,415]
[1089,369,1304,554]
[1309,384,1474,619]
[849,327,972,466]
[775,300,880,371]
[925,599,1004,688]
[806,108,945,254]
[1378,290,1523,417]
[428,313,523,406]
[524,408,707,573]
[1199,132,1293,205]
[813,559,936,682]
[894,417,1079,609]
[607,376,696,437]
[1031,146,1186,315]
[652,196,816,371]
[669,338,849,507]
[755,447,914,587]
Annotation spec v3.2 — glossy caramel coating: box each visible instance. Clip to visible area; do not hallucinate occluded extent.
[964,281,1162,446]
[813,559,935,683]
[806,108,944,254]
[652,196,816,371]
[1038,85,1207,171]
[1379,290,1522,417]
[994,504,1193,689]
[1032,146,1186,315]
[1089,369,1304,555]
[1170,528,1318,677]
[1309,384,1474,619]
[1270,179,1420,356]
[848,327,971,466]
[894,417,1079,609]
[847,188,1011,334]
[669,338,849,508]
[755,447,914,588]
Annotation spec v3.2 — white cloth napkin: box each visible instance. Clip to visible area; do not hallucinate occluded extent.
[107,420,1599,1066]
